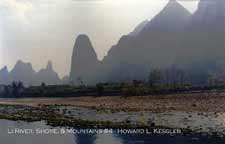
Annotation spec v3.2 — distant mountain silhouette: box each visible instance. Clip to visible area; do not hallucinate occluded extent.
[70,34,100,85]
[69,0,225,85]
[129,20,148,36]
[141,0,190,32]
[10,60,36,85]
[178,0,225,84]
[98,0,191,82]
[1,0,225,86]
[0,60,62,85]
[0,66,10,84]
[192,0,225,30]
[36,61,61,85]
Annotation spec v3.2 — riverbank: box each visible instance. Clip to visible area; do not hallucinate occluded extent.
[0,93,225,135]
[1,92,225,112]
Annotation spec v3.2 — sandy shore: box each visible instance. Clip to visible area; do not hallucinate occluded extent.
[0,92,225,112]
[0,93,225,135]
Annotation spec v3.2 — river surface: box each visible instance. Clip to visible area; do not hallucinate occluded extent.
[0,119,225,144]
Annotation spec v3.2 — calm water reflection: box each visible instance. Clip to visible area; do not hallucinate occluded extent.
[0,120,225,144]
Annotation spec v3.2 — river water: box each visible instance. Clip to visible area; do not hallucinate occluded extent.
[0,119,225,144]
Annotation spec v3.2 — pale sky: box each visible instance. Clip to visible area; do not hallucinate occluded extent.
[0,0,199,77]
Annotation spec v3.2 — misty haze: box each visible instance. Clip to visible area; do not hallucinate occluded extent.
[1,1,225,144]
[0,0,198,78]
[0,0,224,86]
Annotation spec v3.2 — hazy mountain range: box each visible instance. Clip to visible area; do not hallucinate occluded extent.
[1,0,225,85]
[70,0,225,85]
[0,60,61,85]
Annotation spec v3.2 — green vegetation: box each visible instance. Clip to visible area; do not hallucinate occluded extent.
[1,67,225,98]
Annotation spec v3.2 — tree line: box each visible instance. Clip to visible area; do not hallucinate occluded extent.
[0,67,225,97]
